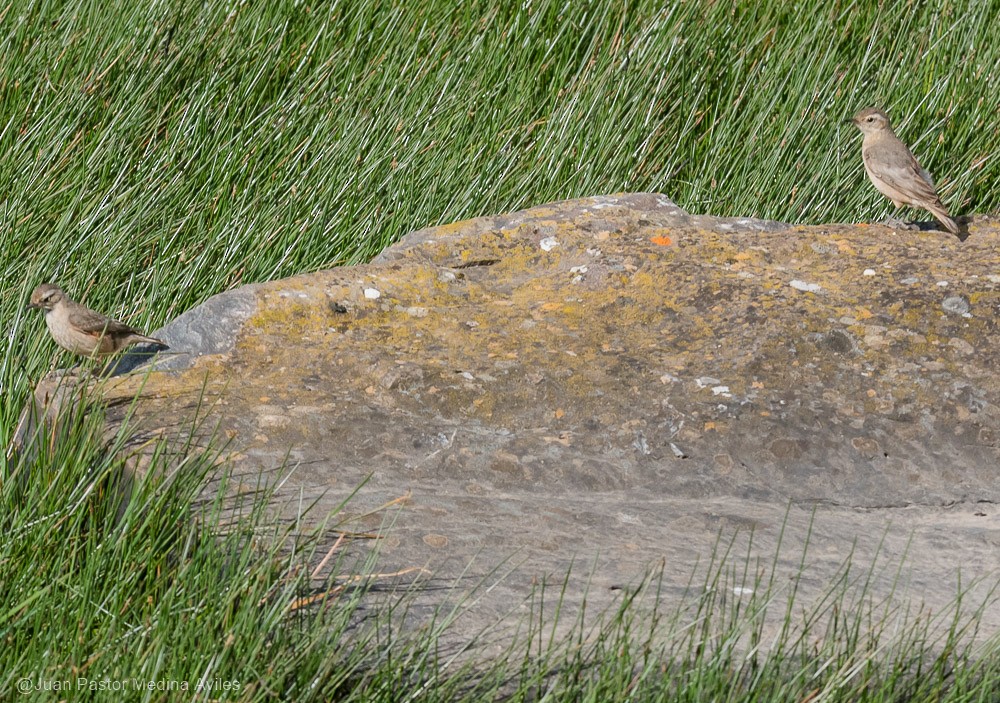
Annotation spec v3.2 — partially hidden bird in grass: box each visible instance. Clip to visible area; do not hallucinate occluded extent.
[849,107,960,237]
[27,283,166,357]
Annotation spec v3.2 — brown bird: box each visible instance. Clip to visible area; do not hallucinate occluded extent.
[27,283,165,357]
[849,107,960,236]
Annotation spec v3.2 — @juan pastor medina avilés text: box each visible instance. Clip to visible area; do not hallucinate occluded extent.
[17,676,240,693]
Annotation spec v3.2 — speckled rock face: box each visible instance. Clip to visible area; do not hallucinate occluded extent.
[25,194,1000,645]
[139,193,998,504]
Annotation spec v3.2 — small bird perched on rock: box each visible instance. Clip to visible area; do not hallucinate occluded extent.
[27,283,166,357]
[849,106,960,236]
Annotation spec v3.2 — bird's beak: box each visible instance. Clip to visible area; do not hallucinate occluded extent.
[25,302,40,312]
[843,118,854,125]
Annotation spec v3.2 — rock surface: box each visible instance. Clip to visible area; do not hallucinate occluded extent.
[22,194,1000,647]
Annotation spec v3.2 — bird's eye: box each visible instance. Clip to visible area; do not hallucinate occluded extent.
[866,117,874,122]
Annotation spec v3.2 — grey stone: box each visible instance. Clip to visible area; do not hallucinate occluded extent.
[19,194,1000,648]
[942,295,971,316]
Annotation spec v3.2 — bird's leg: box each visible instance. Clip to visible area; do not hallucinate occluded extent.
[881,209,918,231]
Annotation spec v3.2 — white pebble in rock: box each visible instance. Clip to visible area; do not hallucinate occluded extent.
[941,296,971,316]
[790,279,822,292]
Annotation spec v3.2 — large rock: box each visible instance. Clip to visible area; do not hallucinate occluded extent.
[21,194,1000,645]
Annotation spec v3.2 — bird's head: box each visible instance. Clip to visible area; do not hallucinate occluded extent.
[27,283,67,312]
[849,107,892,134]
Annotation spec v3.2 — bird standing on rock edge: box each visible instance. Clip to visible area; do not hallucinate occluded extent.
[848,107,961,237]
[27,283,166,357]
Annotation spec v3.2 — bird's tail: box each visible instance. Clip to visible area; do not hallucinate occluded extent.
[136,334,168,348]
[926,203,961,236]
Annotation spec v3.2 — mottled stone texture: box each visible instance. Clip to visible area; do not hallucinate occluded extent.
[22,194,1000,645]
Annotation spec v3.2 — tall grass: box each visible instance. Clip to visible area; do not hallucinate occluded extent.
[4,385,999,701]
[1,0,998,698]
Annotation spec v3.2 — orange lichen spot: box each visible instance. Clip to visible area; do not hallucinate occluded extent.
[834,240,858,255]
[650,235,673,246]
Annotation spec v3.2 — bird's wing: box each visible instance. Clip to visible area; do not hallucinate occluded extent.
[68,308,138,336]
[863,142,943,205]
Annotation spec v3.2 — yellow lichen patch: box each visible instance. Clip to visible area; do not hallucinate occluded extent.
[422,216,484,239]
[833,240,859,256]
[969,291,1000,305]
[101,356,228,402]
